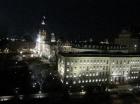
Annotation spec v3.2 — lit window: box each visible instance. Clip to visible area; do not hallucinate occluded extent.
[134,76,136,79]
[79,74,81,77]
[73,81,76,84]
[96,73,99,76]
[73,75,76,78]
[66,75,69,78]
[78,80,81,83]
[82,80,85,83]
[66,82,68,85]
[86,74,89,76]
[89,79,91,82]
[89,74,92,76]
[67,62,70,65]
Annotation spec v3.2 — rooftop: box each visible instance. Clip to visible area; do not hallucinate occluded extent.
[59,52,140,57]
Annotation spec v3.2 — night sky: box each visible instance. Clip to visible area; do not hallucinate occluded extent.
[0,0,140,40]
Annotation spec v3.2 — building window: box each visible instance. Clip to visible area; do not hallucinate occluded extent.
[120,60,122,64]
[107,60,108,64]
[67,68,70,72]
[67,62,70,65]
[73,81,76,84]
[85,74,88,76]
[89,73,92,76]
[96,73,99,76]
[89,79,91,82]
[116,60,118,64]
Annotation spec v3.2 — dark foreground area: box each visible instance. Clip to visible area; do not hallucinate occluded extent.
[0,54,140,104]
[1,92,140,104]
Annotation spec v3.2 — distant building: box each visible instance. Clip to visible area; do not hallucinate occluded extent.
[60,40,128,53]
[51,33,56,43]
[35,16,51,58]
[0,37,35,54]
[115,30,140,53]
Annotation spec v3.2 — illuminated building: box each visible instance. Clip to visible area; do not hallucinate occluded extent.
[51,33,56,43]
[60,40,128,53]
[35,16,51,58]
[58,52,140,89]
[115,30,140,53]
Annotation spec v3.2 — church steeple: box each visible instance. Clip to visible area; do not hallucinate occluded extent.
[39,16,48,39]
[41,16,46,25]
[35,16,51,57]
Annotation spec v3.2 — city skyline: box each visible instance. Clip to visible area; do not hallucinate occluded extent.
[1,1,140,102]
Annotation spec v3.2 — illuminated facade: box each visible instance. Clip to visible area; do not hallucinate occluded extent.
[60,41,128,53]
[35,16,51,58]
[58,52,140,88]
[51,33,56,43]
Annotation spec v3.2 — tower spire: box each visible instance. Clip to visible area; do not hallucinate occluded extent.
[35,16,51,58]
[41,16,46,25]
